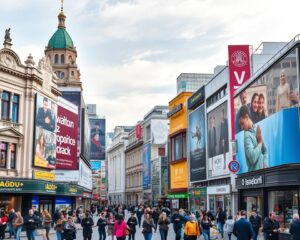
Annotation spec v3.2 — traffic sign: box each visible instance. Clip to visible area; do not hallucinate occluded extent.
[228,160,240,173]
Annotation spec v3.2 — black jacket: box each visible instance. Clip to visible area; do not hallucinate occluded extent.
[97,217,107,230]
[171,213,186,231]
[290,219,300,240]
[24,214,39,231]
[216,210,227,224]
[142,220,155,234]
[263,217,280,240]
[249,214,261,230]
[81,217,94,237]
[127,217,138,233]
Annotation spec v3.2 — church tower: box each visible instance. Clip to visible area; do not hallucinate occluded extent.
[45,0,81,88]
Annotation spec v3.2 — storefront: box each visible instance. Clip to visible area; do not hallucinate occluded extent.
[207,185,232,216]
[167,193,188,210]
[236,166,300,229]
[188,187,207,212]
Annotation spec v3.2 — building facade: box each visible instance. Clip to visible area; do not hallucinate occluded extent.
[177,73,213,94]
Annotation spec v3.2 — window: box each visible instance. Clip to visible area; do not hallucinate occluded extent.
[146,125,151,141]
[54,54,59,64]
[12,94,19,123]
[61,54,65,64]
[71,71,74,76]
[1,91,10,120]
[55,71,65,80]
[0,142,8,168]
[171,133,186,161]
[10,143,16,169]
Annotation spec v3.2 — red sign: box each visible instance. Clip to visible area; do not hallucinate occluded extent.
[136,124,142,139]
[158,147,165,156]
[228,160,240,173]
[228,45,251,141]
[56,104,78,170]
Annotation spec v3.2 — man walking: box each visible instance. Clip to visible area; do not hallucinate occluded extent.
[249,210,261,240]
[24,209,39,240]
[233,210,254,240]
[216,207,226,239]
[263,212,280,240]
[171,208,186,240]
[8,208,16,238]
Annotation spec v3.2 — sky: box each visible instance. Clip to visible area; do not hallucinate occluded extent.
[1,0,300,131]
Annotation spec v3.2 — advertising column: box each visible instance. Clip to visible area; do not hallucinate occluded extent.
[143,143,151,203]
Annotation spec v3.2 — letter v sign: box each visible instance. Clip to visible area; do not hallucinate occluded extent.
[234,71,246,85]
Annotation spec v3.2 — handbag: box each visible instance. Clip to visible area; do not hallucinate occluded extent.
[125,228,130,236]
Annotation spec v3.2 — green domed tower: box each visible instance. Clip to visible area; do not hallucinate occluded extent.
[45,1,81,88]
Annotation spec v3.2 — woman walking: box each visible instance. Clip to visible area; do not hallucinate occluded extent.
[97,212,107,240]
[42,210,52,240]
[13,211,23,240]
[158,212,170,240]
[201,214,212,240]
[107,212,115,240]
[55,214,66,240]
[114,215,128,240]
[127,212,138,240]
[142,213,155,240]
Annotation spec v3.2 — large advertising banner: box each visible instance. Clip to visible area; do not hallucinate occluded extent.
[34,94,57,169]
[207,101,230,177]
[161,157,169,197]
[61,91,81,158]
[234,49,300,173]
[170,161,188,189]
[228,45,251,139]
[81,108,91,161]
[188,105,206,182]
[151,119,168,144]
[142,143,151,190]
[89,119,106,160]
[79,160,92,190]
[56,98,78,170]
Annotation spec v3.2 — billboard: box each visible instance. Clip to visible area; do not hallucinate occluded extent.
[170,161,188,189]
[228,45,251,139]
[90,160,101,171]
[207,101,230,177]
[161,157,169,197]
[56,98,78,170]
[61,91,81,158]
[188,104,206,182]
[234,49,300,173]
[79,160,92,190]
[33,94,57,169]
[142,143,151,190]
[81,108,91,161]
[89,119,106,160]
[151,119,168,144]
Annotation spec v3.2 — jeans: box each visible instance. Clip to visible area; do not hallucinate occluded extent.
[202,229,210,240]
[98,229,106,240]
[56,231,62,240]
[228,233,232,240]
[143,232,152,240]
[26,230,36,240]
[159,229,168,240]
[9,222,15,237]
[253,229,258,240]
[16,227,22,240]
[217,222,224,237]
[128,232,135,240]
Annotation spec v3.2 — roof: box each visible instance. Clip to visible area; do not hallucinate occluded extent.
[47,28,74,49]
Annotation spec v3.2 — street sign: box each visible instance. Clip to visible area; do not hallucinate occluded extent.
[228,160,240,173]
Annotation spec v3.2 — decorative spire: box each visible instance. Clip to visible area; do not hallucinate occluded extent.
[3,28,12,48]
[58,0,66,28]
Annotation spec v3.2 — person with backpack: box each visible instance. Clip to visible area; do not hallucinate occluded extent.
[184,214,200,240]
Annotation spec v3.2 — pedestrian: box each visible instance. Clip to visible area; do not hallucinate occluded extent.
[107,212,115,240]
[201,214,212,240]
[114,214,128,240]
[42,210,52,240]
[8,208,17,238]
[13,211,23,240]
[136,206,143,228]
[249,210,261,240]
[224,215,234,240]
[142,213,155,240]
[81,210,94,240]
[97,212,107,240]
[184,214,200,240]
[63,216,77,240]
[216,207,227,239]
[53,208,60,227]
[127,212,138,240]
[158,212,170,240]
[232,210,254,240]
[262,212,280,240]
[290,213,300,240]
[0,210,8,240]
[171,208,186,240]
[152,207,159,232]
[24,209,39,240]
[55,214,66,240]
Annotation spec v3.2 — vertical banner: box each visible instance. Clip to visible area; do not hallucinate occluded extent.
[136,124,142,139]
[228,45,251,140]
[90,119,106,160]
[142,143,151,190]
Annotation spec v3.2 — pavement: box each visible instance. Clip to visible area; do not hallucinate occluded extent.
[4,213,267,240]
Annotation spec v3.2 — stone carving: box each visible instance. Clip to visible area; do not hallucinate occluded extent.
[0,53,16,69]
[4,28,12,43]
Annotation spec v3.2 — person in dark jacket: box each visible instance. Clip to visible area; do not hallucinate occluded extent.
[152,208,160,232]
[201,214,212,240]
[290,213,300,240]
[8,208,16,238]
[171,209,186,240]
[136,206,143,228]
[24,209,39,240]
[0,210,8,240]
[97,212,107,240]
[263,212,280,240]
[216,207,227,238]
[81,211,94,240]
[127,212,138,240]
[249,210,261,240]
[233,210,254,240]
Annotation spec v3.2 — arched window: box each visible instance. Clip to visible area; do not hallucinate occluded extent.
[61,54,65,64]
[54,54,59,64]
[68,55,72,63]
[71,71,74,76]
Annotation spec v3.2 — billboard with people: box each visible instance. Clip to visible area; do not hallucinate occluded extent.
[234,49,300,173]
[33,94,57,169]
[89,118,106,160]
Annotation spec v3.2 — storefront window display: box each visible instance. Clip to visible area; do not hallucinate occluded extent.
[0,196,21,212]
[242,196,262,218]
[209,195,232,216]
[268,190,299,228]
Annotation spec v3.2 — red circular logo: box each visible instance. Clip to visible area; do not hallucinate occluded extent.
[231,51,248,67]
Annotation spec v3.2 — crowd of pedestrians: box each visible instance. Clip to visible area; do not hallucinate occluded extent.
[0,205,300,240]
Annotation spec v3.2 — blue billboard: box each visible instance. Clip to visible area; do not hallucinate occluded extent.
[143,143,151,190]
[90,160,101,171]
